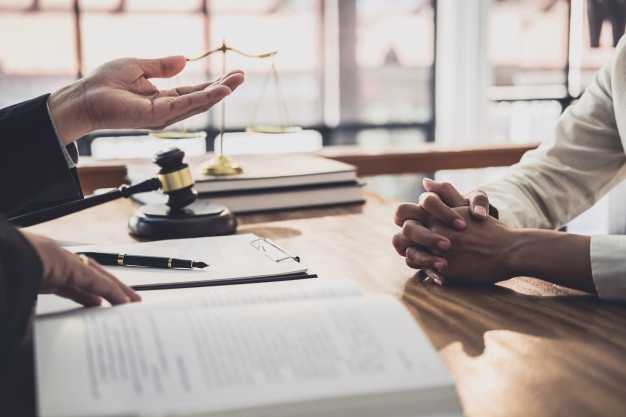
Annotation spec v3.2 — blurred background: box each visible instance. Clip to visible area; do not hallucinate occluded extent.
[0,0,622,232]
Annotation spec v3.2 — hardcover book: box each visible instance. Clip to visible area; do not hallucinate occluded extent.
[131,180,366,214]
[126,153,359,193]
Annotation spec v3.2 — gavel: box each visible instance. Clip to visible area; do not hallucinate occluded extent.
[9,148,237,240]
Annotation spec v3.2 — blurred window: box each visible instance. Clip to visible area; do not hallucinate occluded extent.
[0,0,436,154]
[486,0,621,144]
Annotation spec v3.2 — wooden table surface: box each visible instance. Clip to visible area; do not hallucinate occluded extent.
[27,192,626,417]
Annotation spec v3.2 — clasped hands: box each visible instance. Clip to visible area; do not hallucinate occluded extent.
[393,178,519,286]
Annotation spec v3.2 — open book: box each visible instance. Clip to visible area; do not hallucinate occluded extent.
[35,279,463,417]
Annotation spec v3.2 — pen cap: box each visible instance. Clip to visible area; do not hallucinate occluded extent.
[153,147,197,209]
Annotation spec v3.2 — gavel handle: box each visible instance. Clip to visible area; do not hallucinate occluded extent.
[9,178,161,228]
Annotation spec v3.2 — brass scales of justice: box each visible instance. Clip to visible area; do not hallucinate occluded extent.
[152,40,301,176]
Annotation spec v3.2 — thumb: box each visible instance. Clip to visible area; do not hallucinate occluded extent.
[139,56,186,79]
[467,190,491,220]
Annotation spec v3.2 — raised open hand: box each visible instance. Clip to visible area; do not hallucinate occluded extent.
[48,56,245,144]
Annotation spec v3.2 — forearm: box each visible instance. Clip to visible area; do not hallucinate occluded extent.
[509,228,594,293]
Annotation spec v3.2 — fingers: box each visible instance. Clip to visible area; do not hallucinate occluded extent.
[217,71,245,91]
[212,69,246,84]
[61,255,140,306]
[394,202,422,226]
[224,69,245,77]
[53,286,103,307]
[394,204,453,259]
[397,180,486,232]
[140,55,187,79]
[24,230,142,308]
[90,261,142,303]
[467,189,491,219]
[422,177,467,207]
[150,72,245,129]
[395,201,457,231]
[392,228,448,287]
[418,191,467,231]
[392,231,413,256]
[402,219,451,251]
[151,87,230,128]
[422,268,446,287]
[404,246,447,273]
[171,70,246,96]
[170,72,245,109]
[421,178,469,230]
[392,232,447,271]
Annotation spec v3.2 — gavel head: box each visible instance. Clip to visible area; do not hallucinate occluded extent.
[152,147,197,209]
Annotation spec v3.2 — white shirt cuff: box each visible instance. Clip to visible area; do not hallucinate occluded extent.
[46,99,77,168]
[590,235,626,300]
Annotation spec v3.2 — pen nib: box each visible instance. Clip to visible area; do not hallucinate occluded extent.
[193,261,209,269]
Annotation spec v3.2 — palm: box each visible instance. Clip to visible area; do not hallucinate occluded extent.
[48,55,243,143]
[82,57,239,132]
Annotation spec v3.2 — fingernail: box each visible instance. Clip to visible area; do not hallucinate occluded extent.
[437,240,450,250]
[474,205,488,217]
[453,218,466,230]
[433,277,445,286]
[423,177,434,183]
[434,261,444,271]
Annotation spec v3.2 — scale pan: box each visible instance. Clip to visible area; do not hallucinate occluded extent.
[245,125,303,134]
[150,131,207,140]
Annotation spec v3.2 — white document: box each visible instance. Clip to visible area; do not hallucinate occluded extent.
[35,294,462,417]
[65,233,308,290]
[36,233,312,315]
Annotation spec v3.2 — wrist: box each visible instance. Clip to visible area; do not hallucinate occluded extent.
[48,80,93,145]
[503,228,532,278]
[505,229,593,291]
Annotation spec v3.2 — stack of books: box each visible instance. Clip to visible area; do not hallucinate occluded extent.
[127,153,365,214]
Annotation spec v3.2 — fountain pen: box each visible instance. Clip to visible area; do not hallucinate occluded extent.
[76,252,208,269]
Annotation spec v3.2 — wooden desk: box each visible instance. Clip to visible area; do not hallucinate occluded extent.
[27,193,626,417]
[316,142,539,176]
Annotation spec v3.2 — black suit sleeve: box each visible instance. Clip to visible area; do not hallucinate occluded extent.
[0,217,42,365]
[0,95,88,415]
[0,94,84,368]
[0,94,83,217]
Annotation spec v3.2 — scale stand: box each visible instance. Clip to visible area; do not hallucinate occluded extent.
[185,40,301,176]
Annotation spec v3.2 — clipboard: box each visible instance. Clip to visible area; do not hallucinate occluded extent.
[64,233,315,291]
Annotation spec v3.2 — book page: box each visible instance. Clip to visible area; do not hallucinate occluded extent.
[35,296,459,417]
[35,278,362,316]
